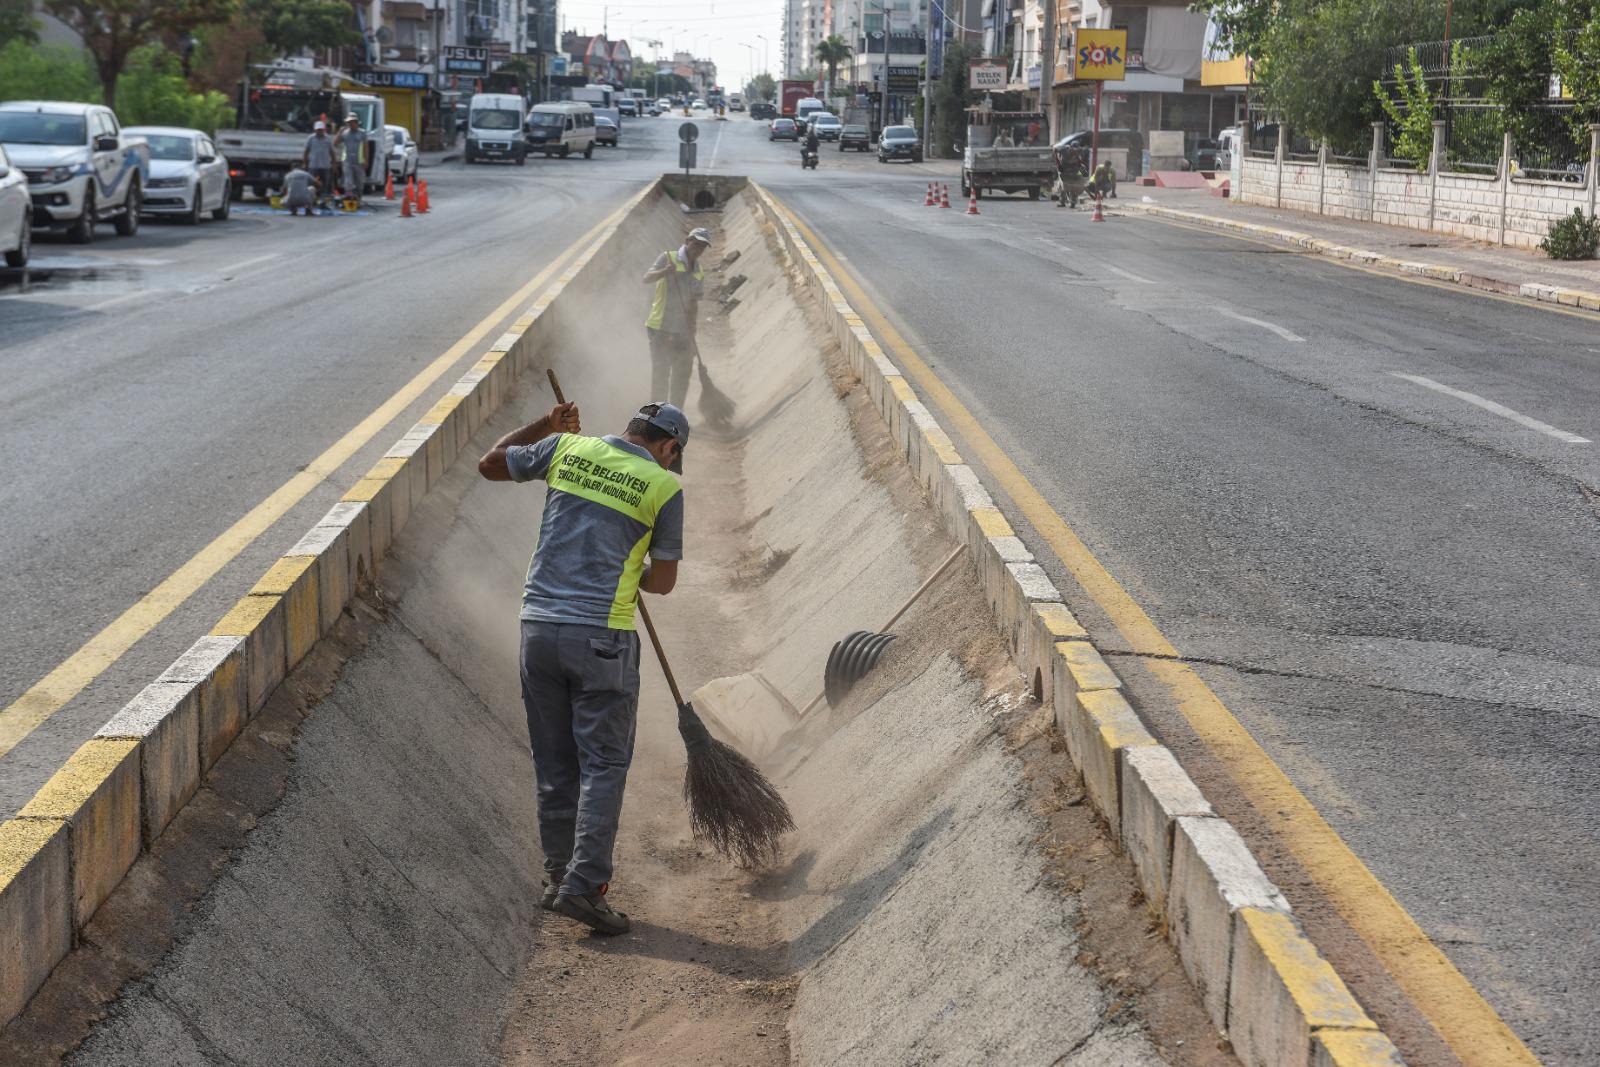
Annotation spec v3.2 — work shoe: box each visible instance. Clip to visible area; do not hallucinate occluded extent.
[540,876,559,912]
[554,886,630,935]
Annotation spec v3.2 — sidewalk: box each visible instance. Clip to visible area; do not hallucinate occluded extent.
[1122,185,1600,310]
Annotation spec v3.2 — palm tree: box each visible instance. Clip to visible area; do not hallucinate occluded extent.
[814,34,852,98]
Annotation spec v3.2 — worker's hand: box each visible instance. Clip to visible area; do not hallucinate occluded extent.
[549,401,580,434]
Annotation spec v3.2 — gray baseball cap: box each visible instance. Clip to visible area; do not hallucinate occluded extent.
[638,402,690,473]
[687,227,713,245]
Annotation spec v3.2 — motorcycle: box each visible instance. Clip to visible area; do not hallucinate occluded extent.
[801,145,819,170]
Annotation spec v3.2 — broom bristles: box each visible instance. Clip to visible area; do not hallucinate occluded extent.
[678,702,794,868]
[695,363,737,430]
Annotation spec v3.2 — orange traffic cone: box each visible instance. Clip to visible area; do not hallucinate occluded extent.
[400,191,413,218]
[924,182,935,206]
[384,171,395,200]
[417,179,430,213]
[939,184,951,208]
[965,191,980,215]
[1091,193,1105,222]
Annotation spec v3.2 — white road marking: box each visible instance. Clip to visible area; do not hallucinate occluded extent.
[1218,307,1305,342]
[1106,265,1154,284]
[83,290,156,312]
[708,122,724,170]
[219,252,280,277]
[1390,372,1591,444]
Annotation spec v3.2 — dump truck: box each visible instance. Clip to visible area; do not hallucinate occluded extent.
[215,65,353,199]
[780,79,814,118]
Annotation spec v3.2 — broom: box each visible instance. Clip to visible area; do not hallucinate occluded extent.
[544,370,793,867]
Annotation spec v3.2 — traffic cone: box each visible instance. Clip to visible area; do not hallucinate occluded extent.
[965,191,980,216]
[939,183,951,208]
[400,191,413,218]
[384,171,395,200]
[924,182,934,206]
[418,179,430,213]
[1091,193,1105,222]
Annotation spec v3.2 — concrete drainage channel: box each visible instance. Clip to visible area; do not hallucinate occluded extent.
[0,176,1400,1066]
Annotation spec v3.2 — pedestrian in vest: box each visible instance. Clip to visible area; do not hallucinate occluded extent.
[642,227,711,407]
[478,399,689,936]
[335,114,367,199]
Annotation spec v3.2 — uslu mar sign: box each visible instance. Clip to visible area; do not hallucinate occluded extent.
[1073,28,1127,81]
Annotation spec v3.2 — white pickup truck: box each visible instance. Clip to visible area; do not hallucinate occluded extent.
[0,101,150,243]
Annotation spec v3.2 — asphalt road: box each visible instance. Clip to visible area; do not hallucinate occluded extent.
[0,121,690,815]
[738,131,1598,1064]
[5,110,1594,1063]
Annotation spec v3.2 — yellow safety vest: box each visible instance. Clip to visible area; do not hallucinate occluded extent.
[645,249,703,331]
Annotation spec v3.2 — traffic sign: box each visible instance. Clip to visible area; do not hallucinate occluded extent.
[678,122,698,143]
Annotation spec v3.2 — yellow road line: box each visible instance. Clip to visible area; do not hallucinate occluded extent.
[768,194,1540,1067]
[1133,208,1600,325]
[0,194,639,760]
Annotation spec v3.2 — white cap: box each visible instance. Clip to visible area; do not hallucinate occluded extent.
[314,120,326,130]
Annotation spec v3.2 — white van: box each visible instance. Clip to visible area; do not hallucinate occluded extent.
[795,97,825,128]
[466,93,529,164]
[526,101,596,159]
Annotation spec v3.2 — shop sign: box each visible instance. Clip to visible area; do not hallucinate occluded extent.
[1073,28,1127,81]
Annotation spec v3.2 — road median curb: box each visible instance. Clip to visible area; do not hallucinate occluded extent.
[1123,200,1600,312]
[0,180,657,1030]
[753,181,1409,1067]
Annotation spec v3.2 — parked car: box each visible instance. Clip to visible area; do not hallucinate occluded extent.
[750,101,777,121]
[594,114,619,146]
[839,124,871,151]
[386,124,418,180]
[1185,137,1222,171]
[655,98,673,112]
[0,101,149,243]
[125,126,230,224]
[617,97,637,117]
[811,113,843,141]
[0,143,29,267]
[877,125,922,163]
[770,117,799,141]
[646,101,662,116]
[1053,128,1146,176]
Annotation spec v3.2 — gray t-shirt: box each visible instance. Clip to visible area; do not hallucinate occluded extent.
[304,134,333,168]
[650,251,703,335]
[283,167,314,204]
[507,433,684,629]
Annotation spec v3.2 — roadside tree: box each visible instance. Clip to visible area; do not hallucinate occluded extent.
[0,0,38,45]
[43,0,235,106]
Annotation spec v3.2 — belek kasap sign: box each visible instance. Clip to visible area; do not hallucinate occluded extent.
[969,62,1006,90]
[1073,29,1127,80]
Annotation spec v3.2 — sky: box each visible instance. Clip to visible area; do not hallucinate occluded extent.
[558,0,789,92]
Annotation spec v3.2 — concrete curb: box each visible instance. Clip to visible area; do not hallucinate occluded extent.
[0,179,658,1029]
[1123,200,1600,312]
[751,183,1407,1067]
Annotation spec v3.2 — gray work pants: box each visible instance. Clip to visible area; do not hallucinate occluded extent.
[646,327,694,407]
[519,620,640,897]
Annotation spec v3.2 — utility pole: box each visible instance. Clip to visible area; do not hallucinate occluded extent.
[1040,0,1056,141]
[924,0,935,156]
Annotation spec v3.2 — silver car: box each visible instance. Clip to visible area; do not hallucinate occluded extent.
[0,142,29,267]
[126,125,230,224]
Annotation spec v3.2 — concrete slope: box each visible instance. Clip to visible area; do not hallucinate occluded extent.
[12,184,1225,1065]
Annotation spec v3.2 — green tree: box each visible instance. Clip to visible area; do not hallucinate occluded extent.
[933,39,979,156]
[814,34,851,96]
[746,72,776,101]
[242,0,357,60]
[115,44,233,130]
[0,38,99,101]
[1373,48,1436,167]
[43,0,236,105]
[0,0,39,45]
[1551,0,1600,142]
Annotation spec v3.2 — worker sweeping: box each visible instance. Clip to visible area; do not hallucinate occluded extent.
[643,227,711,408]
[478,399,690,936]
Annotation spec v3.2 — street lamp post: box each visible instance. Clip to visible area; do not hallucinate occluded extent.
[757,33,770,79]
